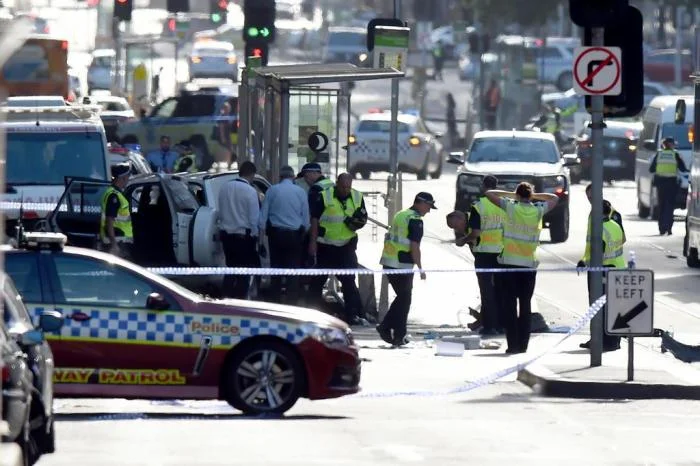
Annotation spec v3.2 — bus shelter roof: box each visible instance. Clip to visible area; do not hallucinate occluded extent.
[252,63,404,92]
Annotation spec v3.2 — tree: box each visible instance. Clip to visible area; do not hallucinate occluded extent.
[462,0,564,29]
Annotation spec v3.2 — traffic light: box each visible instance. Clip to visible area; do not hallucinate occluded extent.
[243,0,276,43]
[245,43,269,66]
[167,0,189,13]
[583,5,644,118]
[569,0,628,28]
[210,0,228,24]
[167,18,176,32]
[113,0,133,22]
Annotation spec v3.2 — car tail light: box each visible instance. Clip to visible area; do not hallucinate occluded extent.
[689,125,694,144]
[2,365,9,383]
[367,108,382,113]
[408,136,422,147]
[227,56,237,64]
[22,210,39,220]
[191,56,201,63]
[348,135,357,145]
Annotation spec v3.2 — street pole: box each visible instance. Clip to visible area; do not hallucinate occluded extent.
[380,0,402,318]
[589,26,605,367]
[674,6,683,89]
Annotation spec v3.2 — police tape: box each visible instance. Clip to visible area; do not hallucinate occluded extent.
[146,265,624,276]
[354,294,607,399]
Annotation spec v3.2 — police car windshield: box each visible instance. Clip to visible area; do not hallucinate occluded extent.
[7,131,107,185]
[468,137,560,163]
[661,123,692,150]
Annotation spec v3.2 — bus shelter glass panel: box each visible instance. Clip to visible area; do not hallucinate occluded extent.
[288,89,342,177]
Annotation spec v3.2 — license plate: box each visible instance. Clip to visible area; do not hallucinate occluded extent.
[603,159,622,167]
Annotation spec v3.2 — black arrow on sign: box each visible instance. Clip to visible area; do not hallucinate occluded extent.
[612,301,648,330]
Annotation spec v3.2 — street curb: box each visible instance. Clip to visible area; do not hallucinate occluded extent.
[517,363,700,400]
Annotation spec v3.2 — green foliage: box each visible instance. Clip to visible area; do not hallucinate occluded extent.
[463,0,564,28]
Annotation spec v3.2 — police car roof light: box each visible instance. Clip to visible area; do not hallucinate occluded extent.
[19,232,67,251]
[2,104,101,117]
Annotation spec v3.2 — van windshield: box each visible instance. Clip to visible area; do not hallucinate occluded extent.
[7,131,107,185]
[661,123,692,150]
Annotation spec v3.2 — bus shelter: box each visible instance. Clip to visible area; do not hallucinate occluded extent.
[237,63,404,182]
[493,35,542,130]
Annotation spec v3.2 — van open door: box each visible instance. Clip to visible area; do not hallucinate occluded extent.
[47,178,110,249]
[189,205,223,266]
[161,176,199,265]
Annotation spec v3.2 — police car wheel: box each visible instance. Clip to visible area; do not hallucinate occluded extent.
[224,340,304,415]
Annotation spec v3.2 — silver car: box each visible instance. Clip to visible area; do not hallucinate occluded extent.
[188,41,238,81]
[322,27,367,64]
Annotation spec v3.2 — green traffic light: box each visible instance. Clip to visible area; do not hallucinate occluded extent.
[247,27,259,37]
[260,27,269,37]
[212,13,222,22]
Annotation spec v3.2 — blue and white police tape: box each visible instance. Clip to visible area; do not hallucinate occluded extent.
[147,265,626,276]
[353,294,607,399]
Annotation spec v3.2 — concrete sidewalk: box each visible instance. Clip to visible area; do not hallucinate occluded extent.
[518,334,700,400]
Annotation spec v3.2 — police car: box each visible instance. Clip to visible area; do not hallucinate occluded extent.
[347,109,444,180]
[1,103,111,238]
[3,232,361,415]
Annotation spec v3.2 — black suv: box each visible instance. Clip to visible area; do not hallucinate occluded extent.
[447,130,580,243]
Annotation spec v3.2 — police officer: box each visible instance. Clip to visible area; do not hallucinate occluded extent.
[100,163,133,259]
[308,173,367,324]
[377,192,435,346]
[299,162,334,198]
[462,175,505,335]
[485,182,559,354]
[650,137,689,235]
[583,183,624,234]
[577,200,625,352]
[173,140,198,173]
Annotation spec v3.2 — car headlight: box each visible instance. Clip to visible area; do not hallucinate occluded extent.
[301,323,351,347]
[542,175,567,195]
[458,173,482,192]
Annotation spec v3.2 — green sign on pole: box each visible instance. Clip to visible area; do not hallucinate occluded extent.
[373,26,410,71]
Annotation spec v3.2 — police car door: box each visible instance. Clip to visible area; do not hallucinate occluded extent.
[161,177,198,265]
[45,253,195,391]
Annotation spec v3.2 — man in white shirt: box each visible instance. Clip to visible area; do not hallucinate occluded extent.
[259,165,309,304]
[218,161,260,299]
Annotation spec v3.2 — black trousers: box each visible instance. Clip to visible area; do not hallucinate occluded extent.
[655,176,678,233]
[474,252,502,330]
[379,270,414,341]
[221,231,259,299]
[484,110,497,130]
[267,226,304,304]
[308,241,362,322]
[499,266,537,351]
[588,270,621,348]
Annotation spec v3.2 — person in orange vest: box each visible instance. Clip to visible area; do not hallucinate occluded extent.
[483,79,501,130]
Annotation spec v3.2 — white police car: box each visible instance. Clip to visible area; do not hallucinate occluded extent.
[347,109,444,180]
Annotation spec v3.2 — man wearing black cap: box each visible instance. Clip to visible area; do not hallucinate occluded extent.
[649,137,689,235]
[100,162,133,259]
[298,162,334,199]
[377,192,435,346]
[308,172,367,324]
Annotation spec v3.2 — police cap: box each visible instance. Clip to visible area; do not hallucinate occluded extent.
[300,162,322,174]
[111,162,131,179]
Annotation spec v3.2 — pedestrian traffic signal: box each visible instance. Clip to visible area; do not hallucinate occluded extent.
[113,0,133,22]
[243,0,276,43]
[583,5,644,118]
[569,0,628,28]
[245,43,269,66]
[166,0,189,13]
[210,0,228,24]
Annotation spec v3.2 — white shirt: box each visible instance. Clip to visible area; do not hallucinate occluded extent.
[259,178,310,231]
[218,178,260,236]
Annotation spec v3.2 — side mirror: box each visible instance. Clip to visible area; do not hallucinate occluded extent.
[642,139,657,152]
[39,310,64,333]
[146,292,170,311]
[562,153,580,167]
[447,151,465,164]
[20,329,44,347]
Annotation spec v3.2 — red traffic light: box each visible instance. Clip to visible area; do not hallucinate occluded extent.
[168,18,176,31]
[218,0,227,9]
[251,47,263,57]
[117,0,127,3]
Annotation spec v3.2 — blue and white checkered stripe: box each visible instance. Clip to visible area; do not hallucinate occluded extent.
[31,306,306,348]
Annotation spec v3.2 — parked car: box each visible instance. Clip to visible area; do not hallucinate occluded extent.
[107,143,153,176]
[447,130,579,243]
[87,49,115,93]
[91,95,135,143]
[572,120,642,183]
[1,270,63,465]
[536,38,579,91]
[2,232,361,416]
[643,49,693,84]
[322,27,367,64]
[188,40,238,81]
